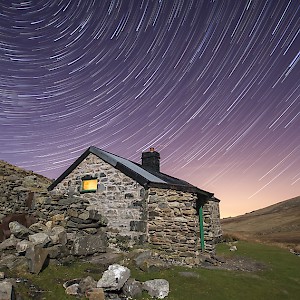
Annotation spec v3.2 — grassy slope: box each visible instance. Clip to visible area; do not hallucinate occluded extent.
[10,241,300,300]
[132,241,300,300]
[221,196,300,246]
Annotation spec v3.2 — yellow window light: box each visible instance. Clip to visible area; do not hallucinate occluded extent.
[81,177,98,193]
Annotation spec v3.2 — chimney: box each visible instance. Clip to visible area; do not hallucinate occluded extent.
[142,147,160,172]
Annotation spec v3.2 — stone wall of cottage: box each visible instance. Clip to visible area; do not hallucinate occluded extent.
[146,188,200,265]
[50,153,147,250]
[146,188,222,263]
[202,199,222,253]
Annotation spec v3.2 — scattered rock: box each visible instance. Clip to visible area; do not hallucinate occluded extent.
[122,278,143,298]
[143,279,169,299]
[9,221,33,239]
[84,252,122,267]
[63,278,81,289]
[230,245,237,251]
[49,226,67,245]
[78,276,97,295]
[134,250,169,271]
[72,233,107,256]
[16,240,33,254]
[29,222,48,233]
[29,232,51,247]
[85,288,105,300]
[97,264,130,291]
[0,254,29,272]
[25,244,49,274]
[65,283,80,296]
[0,236,21,251]
[0,281,16,300]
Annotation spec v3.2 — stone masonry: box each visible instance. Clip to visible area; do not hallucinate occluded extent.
[146,188,222,264]
[146,188,200,264]
[50,153,222,263]
[50,153,147,250]
[0,154,222,265]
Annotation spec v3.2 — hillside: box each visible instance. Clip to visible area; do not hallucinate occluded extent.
[0,160,51,186]
[222,196,300,247]
[0,160,51,216]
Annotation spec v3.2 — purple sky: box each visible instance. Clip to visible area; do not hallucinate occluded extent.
[0,0,299,217]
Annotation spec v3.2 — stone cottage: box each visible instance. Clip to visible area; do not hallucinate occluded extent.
[48,146,221,264]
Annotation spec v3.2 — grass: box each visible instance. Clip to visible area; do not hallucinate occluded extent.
[130,241,300,300]
[7,241,300,300]
[4,261,104,300]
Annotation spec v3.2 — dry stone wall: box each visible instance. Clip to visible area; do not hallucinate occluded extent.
[0,160,50,219]
[51,153,147,250]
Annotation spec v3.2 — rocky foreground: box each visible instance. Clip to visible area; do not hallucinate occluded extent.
[0,160,177,299]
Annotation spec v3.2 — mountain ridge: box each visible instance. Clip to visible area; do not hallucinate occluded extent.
[221,196,300,247]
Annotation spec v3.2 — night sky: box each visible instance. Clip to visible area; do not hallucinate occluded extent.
[0,0,299,217]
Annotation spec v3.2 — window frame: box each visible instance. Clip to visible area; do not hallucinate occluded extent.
[80,175,98,193]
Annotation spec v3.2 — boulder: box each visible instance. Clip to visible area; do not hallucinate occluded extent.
[134,250,169,272]
[85,252,122,267]
[72,233,107,256]
[0,236,21,251]
[51,214,65,224]
[122,278,143,298]
[47,244,68,259]
[65,284,79,296]
[0,254,28,272]
[29,232,51,247]
[25,245,49,274]
[143,279,169,299]
[29,222,48,233]
[79,276,97,295]
[0,281,15,300]
[9,221,33,239]
[49,226,67,245]
[97,264,130,291]
[85,288,105,300]
[1,214,37,241]
[16,240,33,254]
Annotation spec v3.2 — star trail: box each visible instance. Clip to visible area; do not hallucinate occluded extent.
[0,0,299,217]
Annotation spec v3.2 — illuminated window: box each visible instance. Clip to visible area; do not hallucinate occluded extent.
[81,176,98,193]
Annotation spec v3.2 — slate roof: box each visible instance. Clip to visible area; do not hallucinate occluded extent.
[48,146,216,200]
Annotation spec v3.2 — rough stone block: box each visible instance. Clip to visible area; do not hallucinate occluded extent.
[72,233,107,256]
[0,281,15,300]
[29,232,51,247]
[130,221,146,232]
[123,278,143,298]
[25,244,49,274]
[86,288,105,300]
